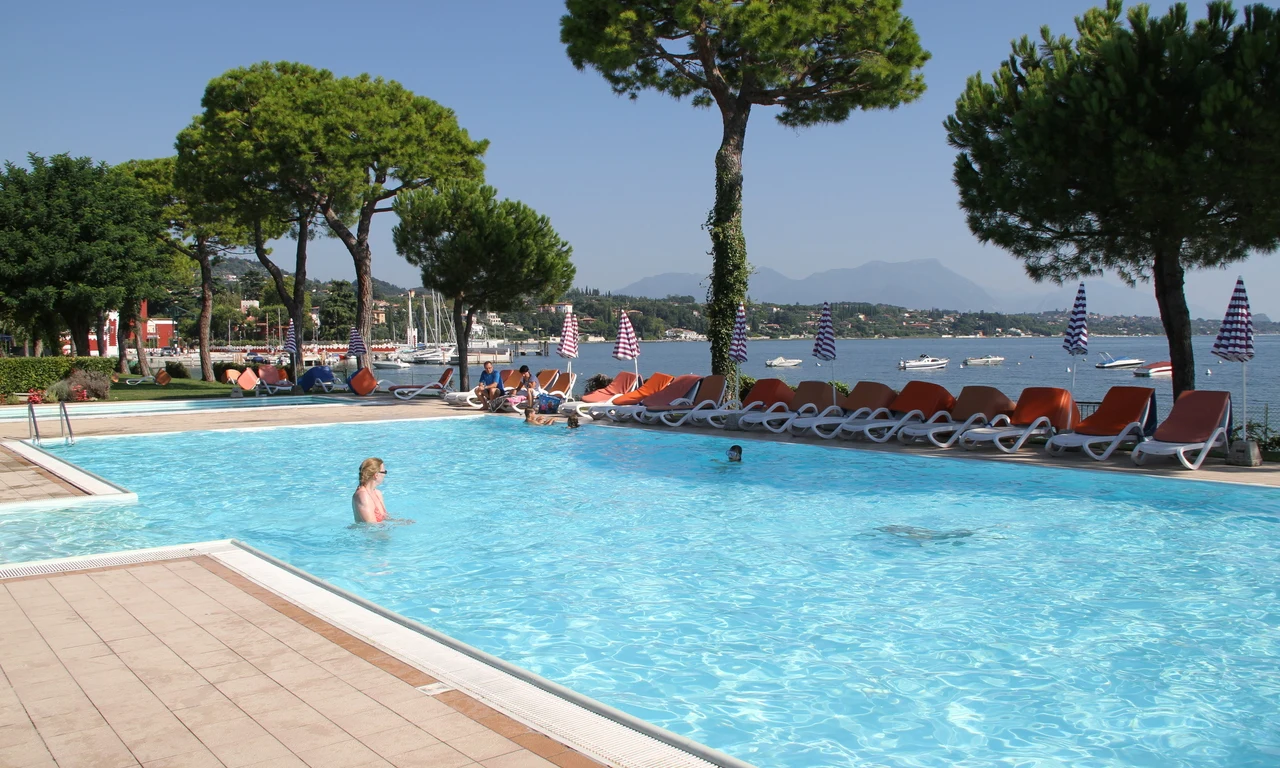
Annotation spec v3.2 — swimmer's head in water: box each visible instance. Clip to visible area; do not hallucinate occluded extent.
[358,457,385,485]
[727,445,742,462]
[567,413,580,429]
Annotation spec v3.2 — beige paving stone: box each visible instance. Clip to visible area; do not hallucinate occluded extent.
[0,722,41,749]
[172,699,246,728]
[393,695,457,725]
[151,682,231,711]
[359,723,440,759]
[361,682,426,707]
[385,742,474,768]
[206,733,294,767]
[30,706,109,738]
[234,689,306,718]
[270,719,352,752]
[186,713,271,747]
[0,731,55,767]
[43,723,139,768]
[112,712,206,763]
[242,756,309,768]
[200,660,263,684]
[252,704,331,734]
[444,730,522,762]
[294,737,382,768]
[415,711,488,741]
[217,674,287,701]
[264,662,336,690]
[480,751,559,768]
[140,747,226,768]
[183,648,245,670]
[337,706,412,739]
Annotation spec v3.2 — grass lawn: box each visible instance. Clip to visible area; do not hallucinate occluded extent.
[108,379,232,401]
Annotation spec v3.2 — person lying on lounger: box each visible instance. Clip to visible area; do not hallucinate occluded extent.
[475,361,505,408]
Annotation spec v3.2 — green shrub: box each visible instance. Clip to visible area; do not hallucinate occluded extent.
[164,361,191,379]
[829,380,851,397]
[737,375,757,403]
[46,368,113,402]
[0,357,115,395]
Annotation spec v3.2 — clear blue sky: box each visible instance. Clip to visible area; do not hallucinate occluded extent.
[2,0,1271,317]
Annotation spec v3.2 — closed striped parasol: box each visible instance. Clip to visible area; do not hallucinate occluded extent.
[1212,277,1254,431]
[1062,282,1087,428]
[1063,283,1088,357]
[729,303,748,364]
[557,312,579,374]
[283,319,297,355]
[812,302,837,404]
[348,326,367,359]
[613,310,640,378]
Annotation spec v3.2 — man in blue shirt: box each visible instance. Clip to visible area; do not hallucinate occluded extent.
[475,361,504,408]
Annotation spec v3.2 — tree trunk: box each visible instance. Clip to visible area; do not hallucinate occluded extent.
[65,315,92,358]
[117,304,133,374]
[95,311,107,359]
[320,202,377,368]
[252,217,310,382]
[1153,246,1195,400]
[33,339,42,357]
[354,249,374,366]
[453,297,471,390]
[133,314,152,377]
[195,236,216,382]
[706,102,752,376]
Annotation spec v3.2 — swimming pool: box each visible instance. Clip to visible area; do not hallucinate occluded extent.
[0,395,351,422]
[8,418,1279,767]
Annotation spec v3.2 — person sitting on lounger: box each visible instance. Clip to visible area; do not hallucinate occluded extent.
[514,365,542,401]
[352,458,389,524]
[475,361,505,408]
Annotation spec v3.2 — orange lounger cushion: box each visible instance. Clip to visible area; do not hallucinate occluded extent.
[840,382,897,413]
[154,370,171,387]
[949,386,1016,422]
[1009,387,1078,430]
[742,378,795,409]
[348,368,378,396]
[581,372,639,403]
[1152,390,1231,444]
[886,381,953,416]
[1073,386,1156,437]
[788,381,838,413]
[638,375,702,411]
[612,373,675,406]
[236,369,260,391]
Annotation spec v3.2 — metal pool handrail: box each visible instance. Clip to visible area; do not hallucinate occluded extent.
[58,402,74,446]
[27,402,41,446]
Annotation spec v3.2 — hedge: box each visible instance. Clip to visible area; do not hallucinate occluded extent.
[0,357,118,394]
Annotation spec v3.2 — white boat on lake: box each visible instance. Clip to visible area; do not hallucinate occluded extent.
[1133,361,1172,378]
[765,356,802,368]
[371,355,412,370]
[963,355,1005,366]
[1096,352,1145,369]
[899,354,948,371]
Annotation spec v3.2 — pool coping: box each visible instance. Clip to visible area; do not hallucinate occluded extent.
[0,394,370,423]
[0,540,755,768]
[0,439,138,513]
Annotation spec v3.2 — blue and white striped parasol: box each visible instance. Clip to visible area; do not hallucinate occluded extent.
[729,303,748,364]
[283,319,297,355]
[347,326,367,361]
[1212,276,1254,429]
[557,312,579,374]
[1063,282,1087,427]
[812,302,837,404]
[613,310,639,377]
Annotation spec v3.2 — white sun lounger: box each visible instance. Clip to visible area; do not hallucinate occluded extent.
[740,381,837,434]
[958,387,1076,454]
[1130,390,1231,470]
[1045,386,1157,461]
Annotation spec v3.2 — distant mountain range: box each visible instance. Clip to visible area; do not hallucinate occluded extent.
[617,259,1219,319]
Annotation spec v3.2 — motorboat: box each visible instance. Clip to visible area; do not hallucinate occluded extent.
[1133,361,1172,378]
[765,356,802,368]
[899,354,948,371]
[962,355,1005,366]
[371,355,412,370]
[1096,352,1145,369]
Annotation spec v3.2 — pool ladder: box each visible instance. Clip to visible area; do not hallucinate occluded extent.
[27,401,74,447]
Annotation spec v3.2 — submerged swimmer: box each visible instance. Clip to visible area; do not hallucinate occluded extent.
[877,525,974,542]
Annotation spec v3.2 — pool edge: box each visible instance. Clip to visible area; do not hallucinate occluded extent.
[1,440,138,513]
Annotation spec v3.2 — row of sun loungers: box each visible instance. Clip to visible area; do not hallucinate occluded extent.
[580,372,1233,471]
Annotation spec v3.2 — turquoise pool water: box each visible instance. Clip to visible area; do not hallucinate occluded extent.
[6,418,1279,767]
[0,395,348,422]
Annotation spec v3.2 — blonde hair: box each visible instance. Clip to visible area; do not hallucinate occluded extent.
[358,457,384,486]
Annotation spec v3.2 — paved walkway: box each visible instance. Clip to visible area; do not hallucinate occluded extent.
[0,446,82,505]
[0,558,602,768]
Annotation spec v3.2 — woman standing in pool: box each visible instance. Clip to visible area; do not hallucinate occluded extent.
[353,458,390,524]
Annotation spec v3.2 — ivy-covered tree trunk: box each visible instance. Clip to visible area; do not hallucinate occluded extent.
[95,311,108,360]
[452,297,471,390]
[195,236,216,382]
[706,103,751,376]
[1153,246,1195,400]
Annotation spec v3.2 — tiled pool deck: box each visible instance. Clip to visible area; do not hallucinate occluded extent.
[0,556,602,768]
